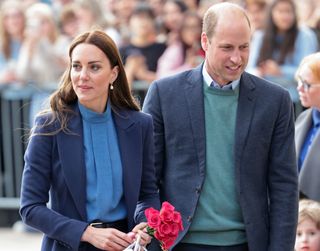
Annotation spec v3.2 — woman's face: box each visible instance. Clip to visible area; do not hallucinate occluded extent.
[297,65,320,109]
[71,43,119,113]
[163,1,184,32]
[76,7,94,31]
[3,8,25,37]
[181,15,201,46]
[271,1,295,32]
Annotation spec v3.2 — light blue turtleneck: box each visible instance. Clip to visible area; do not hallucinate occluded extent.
[78,101,127,222]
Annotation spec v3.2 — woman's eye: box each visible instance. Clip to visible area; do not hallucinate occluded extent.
[72,63,81,71]
[90,64,101,71]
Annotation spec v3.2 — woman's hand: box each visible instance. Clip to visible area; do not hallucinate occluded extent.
[81,225,134,251]
[130,222,152,247]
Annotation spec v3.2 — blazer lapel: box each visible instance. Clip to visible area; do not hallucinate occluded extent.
[57,106,87,220]
[113,109,139,229]
[183,64,206,177]
[295,109,312,157]
[299,131,320,201]
[234,73,256,167]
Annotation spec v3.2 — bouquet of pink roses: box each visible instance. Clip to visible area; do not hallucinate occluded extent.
[145,201,184,251]
[123,201,183,251]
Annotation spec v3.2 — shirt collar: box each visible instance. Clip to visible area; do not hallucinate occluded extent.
[202,62,240,90]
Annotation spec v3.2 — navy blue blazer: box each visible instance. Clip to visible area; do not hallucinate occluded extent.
[20,104,160,251]
[143,64,298,251]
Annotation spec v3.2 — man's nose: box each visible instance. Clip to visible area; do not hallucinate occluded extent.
[230,50,241,64]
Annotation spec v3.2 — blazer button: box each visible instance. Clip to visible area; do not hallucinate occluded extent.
[195,187,201,194]
[187,216,193,222]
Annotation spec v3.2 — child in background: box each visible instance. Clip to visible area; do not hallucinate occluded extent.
[295,199,320,251]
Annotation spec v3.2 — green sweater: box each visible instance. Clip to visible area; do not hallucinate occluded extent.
[182,84,246,246]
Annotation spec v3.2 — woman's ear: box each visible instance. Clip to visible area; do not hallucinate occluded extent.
[111,65,120,83]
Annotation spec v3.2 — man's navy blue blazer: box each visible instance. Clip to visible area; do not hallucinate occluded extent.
[143,64,298,251]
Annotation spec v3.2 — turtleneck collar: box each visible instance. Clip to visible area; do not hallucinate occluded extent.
[78,101,111,124]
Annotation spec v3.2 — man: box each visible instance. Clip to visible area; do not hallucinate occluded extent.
[143,2,298,251]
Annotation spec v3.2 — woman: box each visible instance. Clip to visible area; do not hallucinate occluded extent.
[20,30,160,251]
[156,11,204,78]
[0,0,25,85]
[295,52,320,202]
[247,0,318,103]
[73,0,121,46]
[16,3,70,125]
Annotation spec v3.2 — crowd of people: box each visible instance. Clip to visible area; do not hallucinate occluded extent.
[0,0,318,250]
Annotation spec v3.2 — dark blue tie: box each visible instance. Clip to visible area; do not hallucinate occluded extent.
[298,123,319,171]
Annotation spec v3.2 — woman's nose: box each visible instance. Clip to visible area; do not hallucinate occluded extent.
[80,68,89,80]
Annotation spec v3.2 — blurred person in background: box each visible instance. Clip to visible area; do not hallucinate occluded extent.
[58,3,80,42]
[247,0,318,104]
[294,0,320,45]
[162,0,188,44]
[20,29,159,251]
[183,0,201,11]
[294,0,317,28]
[73,0,122,46]
[0,0,25,86]
[295,52,320,202]
[245,0,268,32]
[120,3,166,86]
[157,11,204,78]
[197,0,245,18]
[51,0,74,15]
[111,0,139,45]
[16,2,70,125]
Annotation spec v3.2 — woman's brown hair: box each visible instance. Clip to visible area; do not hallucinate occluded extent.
[42,29,139,134]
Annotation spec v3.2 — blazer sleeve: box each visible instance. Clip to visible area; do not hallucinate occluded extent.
[19,116,88,250]
[267,90,298,251]
[142,81,165,187]
[135,113,161,223]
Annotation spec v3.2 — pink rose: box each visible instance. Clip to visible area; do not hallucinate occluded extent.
[160,208,174,223]
[162,237,176,250]
[144,201,184,251]
[173,211,184,230]
[161,202,175,212]
[145,207,161,229]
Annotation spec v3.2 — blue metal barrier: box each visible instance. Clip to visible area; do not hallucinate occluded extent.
[0,81,150,211]
[0,85,33,208]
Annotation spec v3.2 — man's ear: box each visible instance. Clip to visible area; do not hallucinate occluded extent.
[201,32,208,51]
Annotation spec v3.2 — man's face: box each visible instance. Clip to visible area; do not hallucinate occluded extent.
[201,14,251,85]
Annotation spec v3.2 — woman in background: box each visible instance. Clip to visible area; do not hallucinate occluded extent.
[16,3,70,125]
[0,0,25,86]
[157,11,204,78]
[247,0,318,103]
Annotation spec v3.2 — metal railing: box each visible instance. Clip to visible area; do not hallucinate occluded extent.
[0,81,150,211]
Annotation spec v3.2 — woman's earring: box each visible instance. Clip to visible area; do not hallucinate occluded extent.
[110,83,114,90]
